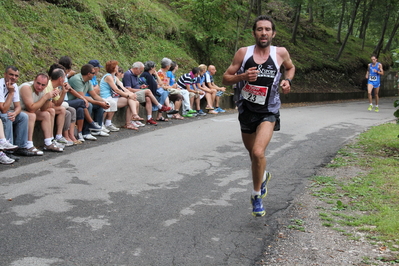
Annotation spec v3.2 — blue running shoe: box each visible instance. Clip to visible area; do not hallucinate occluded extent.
[197,109,207,116]
[260,171,271,199]
[216,107,226,113]
[251,195,265,217]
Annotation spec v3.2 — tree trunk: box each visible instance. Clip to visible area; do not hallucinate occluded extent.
[307,0,314,23]
[256,0,261,16]
[290,4,302,45]
[335,0,361,61]
[243,0,254,31]
[235,15,241,52]
[336,0,346,44]
[373,3,391,57]
[359,0,376,39]
[383,15,399,53]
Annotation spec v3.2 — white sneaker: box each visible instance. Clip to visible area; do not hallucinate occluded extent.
[0,152,15,164]
[64,140,74,147]
[53,140,65,149]
[43,143,63,152]
[101,125,110,133]
[134,121,145,127]
[83,134,97,141]
[106,123,119,132]
[92,131,110,137]
[131,121,145,127]
[0,140,18,151]
[77,132,85,142]
[55,136,68,144]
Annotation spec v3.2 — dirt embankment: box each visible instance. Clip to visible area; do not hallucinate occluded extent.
[293,68,366,94]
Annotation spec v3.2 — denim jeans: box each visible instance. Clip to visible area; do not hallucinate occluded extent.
[67,98,86,121]
[0,112,28,148]
[152,88,170,111]
[82,103,104,135]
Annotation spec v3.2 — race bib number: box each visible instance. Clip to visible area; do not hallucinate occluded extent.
[241,83,268,105]
[369,76,377,82]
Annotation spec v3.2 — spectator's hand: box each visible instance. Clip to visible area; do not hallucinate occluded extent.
[199,91,205,95]
[100,101,110,109]
[83,98,89,108]
[7,111,16,122]
[5,81,15,93]
[220,87,226,92]
[51,89,59,98]
[129,93,137,100]
[45,92,53,101]
[63,82,71,92]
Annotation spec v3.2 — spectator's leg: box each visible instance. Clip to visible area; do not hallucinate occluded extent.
[11,112,29,148]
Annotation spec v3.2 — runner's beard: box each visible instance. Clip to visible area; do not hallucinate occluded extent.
[256,37,272,48]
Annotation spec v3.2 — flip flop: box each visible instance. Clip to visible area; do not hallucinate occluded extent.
[172,114,184,120]
[123,124,139,130]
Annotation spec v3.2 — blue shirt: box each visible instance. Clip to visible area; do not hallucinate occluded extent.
[99,73,115,99]
[167,71,176,86]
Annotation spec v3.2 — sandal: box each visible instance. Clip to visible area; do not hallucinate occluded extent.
[122,123,139,130]
[172,114,184,120]
[131,114,144,121]
[205,105,214,110]
[156,117,169,122]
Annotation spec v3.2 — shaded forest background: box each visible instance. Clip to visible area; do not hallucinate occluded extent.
[0,0,398,93]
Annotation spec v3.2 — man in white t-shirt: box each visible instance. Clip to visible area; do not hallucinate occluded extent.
[0,66,41,158]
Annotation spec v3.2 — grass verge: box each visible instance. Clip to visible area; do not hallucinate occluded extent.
[310,122,399,262]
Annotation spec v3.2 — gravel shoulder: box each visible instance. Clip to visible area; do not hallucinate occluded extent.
[260,164,399,266]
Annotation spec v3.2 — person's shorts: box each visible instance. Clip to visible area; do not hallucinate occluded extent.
[367,80,380,89]
[216,90,224,97]
[135,90,146,103]
[238,107,280,134]
[104,97,118,112]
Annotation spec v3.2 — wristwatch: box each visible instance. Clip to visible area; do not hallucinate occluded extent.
[284,78,292,86]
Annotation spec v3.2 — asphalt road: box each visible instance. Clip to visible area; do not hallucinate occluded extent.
[0,98,396,266]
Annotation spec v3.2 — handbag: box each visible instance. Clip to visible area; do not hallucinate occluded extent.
[112,84,125,97]
[168,88,180,95]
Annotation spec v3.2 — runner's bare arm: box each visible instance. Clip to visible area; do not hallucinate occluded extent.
[378,64,384,75]
[278,47,295,94]
[223,47,258,85]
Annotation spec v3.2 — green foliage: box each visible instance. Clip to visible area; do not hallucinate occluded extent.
[171,0,247,64]
[0,0,394,89]
[394,100,399,123]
